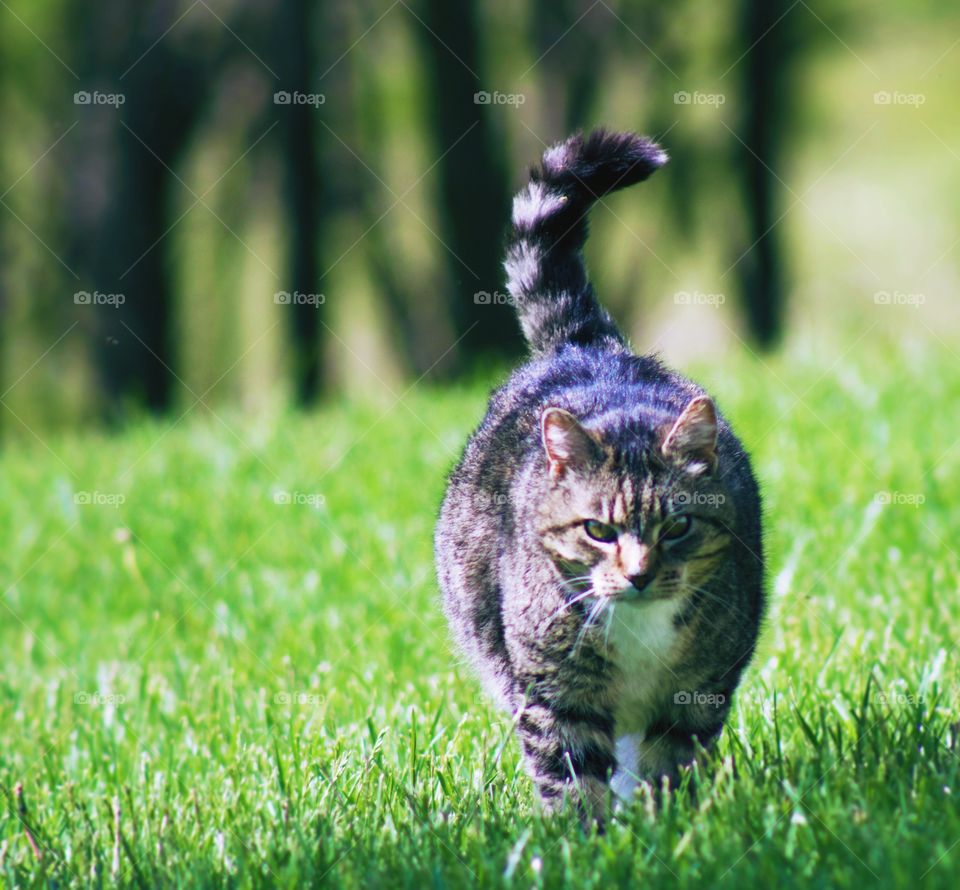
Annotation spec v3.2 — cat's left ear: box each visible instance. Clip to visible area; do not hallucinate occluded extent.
[661,396,718,475]
[541,408,600,479]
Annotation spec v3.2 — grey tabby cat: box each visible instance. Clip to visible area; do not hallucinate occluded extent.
[435,129,764,818]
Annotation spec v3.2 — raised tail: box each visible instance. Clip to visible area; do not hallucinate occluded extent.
[503,129,667,355]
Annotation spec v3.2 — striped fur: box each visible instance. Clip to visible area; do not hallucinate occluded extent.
[436,129,764,825]
[504,129,667,355]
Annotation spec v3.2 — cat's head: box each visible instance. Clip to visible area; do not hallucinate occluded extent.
[534,397,735,605]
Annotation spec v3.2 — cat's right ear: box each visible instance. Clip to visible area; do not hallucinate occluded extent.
[661,395,718,475]
[541,408,599,479]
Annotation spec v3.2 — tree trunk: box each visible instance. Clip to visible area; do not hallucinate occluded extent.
[737,0,791,348]
[415,0,522,366]
[277,0,324,404]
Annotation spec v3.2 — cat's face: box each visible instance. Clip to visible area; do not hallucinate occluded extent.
[535,399,734,606]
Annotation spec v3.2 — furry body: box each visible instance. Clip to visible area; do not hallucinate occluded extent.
[435,130,764,814]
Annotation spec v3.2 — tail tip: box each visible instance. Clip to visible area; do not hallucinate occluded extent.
[540,128,668,193]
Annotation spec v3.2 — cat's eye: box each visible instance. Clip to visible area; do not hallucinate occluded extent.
[659,515,692,542]
[584,519,619,543]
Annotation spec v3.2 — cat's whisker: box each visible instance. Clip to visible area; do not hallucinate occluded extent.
[570,595,608,658]
[604,602,616,648]
[543,586,597,631]
[680,581,756,625]
[559,573,595,588]
[436,127,763,815]
[561,587,596,609]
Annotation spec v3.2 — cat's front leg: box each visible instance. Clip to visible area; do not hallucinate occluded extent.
[515,698,615,821]
[633,709,728,794]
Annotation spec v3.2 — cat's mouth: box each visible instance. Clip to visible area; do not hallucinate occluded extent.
[613,584,675,604]
[609,569,689,603]
[558,562,682,606]
[580,581,677,608]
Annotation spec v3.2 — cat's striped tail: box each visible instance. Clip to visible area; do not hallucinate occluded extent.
[504,129,667,355]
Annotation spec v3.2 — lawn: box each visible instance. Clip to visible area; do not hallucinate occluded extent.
[1,326,958,888]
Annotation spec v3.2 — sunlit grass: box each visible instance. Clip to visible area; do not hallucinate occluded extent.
[1,327,958,887]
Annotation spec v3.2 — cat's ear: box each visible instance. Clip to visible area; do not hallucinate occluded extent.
[661,396,718,474]
[541,408,599,479]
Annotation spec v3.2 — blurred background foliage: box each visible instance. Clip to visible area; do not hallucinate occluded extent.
[0,0,957,433]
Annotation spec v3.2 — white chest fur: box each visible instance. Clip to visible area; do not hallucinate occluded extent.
[606,597,681,722]
[605,597,682,798]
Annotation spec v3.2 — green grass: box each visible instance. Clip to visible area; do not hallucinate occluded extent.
[2,328,959,888]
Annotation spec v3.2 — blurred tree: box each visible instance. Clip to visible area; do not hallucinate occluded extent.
[416,0,523,364]
[531,0,615,136]
[736,0,794,348]
[68,1,217,417]
[277,0,324,403]
[0,0,866,429]
[348,4,425,376]
[345,1,464,378]
[68,0,330,412]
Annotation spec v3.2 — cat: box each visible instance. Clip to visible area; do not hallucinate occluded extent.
[435,129,764,820]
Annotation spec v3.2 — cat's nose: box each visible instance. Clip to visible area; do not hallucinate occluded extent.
[629,572,654,592]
